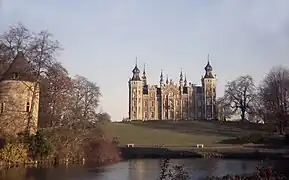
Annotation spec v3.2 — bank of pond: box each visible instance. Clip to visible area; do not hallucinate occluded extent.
[1,158,289,180]
[119,146,289,160]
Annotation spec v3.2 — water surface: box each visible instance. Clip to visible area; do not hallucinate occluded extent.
[0,159,279,180]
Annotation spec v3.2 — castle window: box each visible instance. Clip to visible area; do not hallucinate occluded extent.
[1,103,5,113]
[26,102,30,112]
[207,98,212,105]
[151,112,154,119]
[12,72,19,79]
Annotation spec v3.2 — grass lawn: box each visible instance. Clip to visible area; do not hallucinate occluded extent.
[102,120,267,147]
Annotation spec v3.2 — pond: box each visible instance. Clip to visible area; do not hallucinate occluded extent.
[0,158,284,180]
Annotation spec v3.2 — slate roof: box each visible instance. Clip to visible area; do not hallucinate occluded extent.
[0,51,36,82]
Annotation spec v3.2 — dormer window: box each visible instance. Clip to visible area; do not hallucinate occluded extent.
[12,72,19,79]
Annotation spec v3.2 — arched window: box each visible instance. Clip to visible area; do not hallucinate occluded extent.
[26,102,30,112]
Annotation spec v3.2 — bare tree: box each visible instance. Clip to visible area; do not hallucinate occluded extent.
[224,75,256,122]
[247,91,268,124]
[39,62,73,127]
[216,97,233,121]
[0,23,31,59]
[259,66,289,134]
[69,75,101,123]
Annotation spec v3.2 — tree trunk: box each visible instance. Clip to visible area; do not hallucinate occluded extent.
[278,119,284,135]
[241,109,246,122]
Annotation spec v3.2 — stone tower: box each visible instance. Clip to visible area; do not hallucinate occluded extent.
[128,59,143,120]
[202,55,217,120]
[0,52,39,135]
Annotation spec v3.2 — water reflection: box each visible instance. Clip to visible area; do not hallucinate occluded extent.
[25,167,47,180]
[0,159,286,180]
[0,167,27,180]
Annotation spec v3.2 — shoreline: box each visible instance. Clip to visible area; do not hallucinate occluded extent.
[119,146,289,160]
[1,146,288,169]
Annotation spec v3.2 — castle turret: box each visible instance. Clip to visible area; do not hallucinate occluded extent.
[0,51,39,135]
[179,69,184,87]
[184,74,187,87]
[204,54,214,78]
[166,75,169,84]
[201,54,217,120]
[128,58,143,120]
[159,69,164,86]
[142,63,147,86]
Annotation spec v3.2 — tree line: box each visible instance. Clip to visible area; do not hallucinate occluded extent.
[217,67,289,134]
[0,23,116,165]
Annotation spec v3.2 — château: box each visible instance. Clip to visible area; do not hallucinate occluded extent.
[128,57,217,121]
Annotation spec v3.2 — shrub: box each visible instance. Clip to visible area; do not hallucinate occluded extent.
[83,139,120,166]
[158,159,189,180]
[28,131,52,160]
[284,134,289,145]
[0,143,29,164]
[237,133,264,144]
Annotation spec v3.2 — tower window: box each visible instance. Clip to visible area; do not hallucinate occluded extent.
[151,112,154,119]
[12,72,19,79]
[26,102,30,112]
[1,103,5,113]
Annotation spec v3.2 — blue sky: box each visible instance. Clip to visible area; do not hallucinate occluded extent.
[1,0,289,121]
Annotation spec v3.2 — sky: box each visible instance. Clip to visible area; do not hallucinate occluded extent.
[0,0,289,121]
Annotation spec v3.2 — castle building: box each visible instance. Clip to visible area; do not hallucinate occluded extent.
[0,52,39,135]
[128,58,217,121]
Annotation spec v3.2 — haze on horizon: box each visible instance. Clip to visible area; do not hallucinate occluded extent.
[0,0,289,121]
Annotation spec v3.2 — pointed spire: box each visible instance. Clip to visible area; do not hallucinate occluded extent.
[179,68,184,87]
[204,54,214,78]
[143,63,146,75]
[160,69,164,85]
[184,74,187,86]
[142,63,147,85]
[131,57,141,81]
[166,74,169,84]
[132,57,140,73]
[204,54,213,72]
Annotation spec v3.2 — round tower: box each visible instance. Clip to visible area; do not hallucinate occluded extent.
[0,52,39,136]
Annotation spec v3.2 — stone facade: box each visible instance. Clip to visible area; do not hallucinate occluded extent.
[128,59,217,121]
[0,52,39,135]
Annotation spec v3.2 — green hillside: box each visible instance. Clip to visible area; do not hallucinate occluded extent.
[102,120,266,147]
